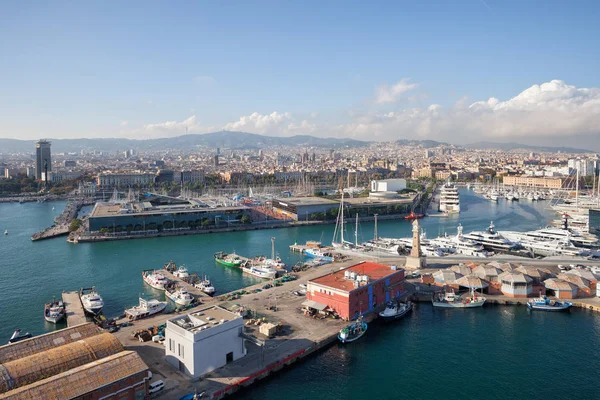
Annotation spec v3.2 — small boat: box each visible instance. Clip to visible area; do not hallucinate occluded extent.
[432,288,486,308]
[527,293,572,311]
[8,329,32,344]
[338,316,368,343]
[80,287,104,315]
[241,262,277,279]
[214,251,243,267]
[4,230,7,235]
[165,287,194,306]
[142,270,169,290]
[404,211,424,220]
[173,266,189,279]
[44,298,65,323]
[194,276,216,295]
[304,247,334,262]
[378,300,413,321]
[125,297,167,320]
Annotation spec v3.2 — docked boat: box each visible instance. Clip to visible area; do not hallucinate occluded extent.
[44,298,65,324]
[214,251,243,267]
[173,266,189,279]
[125,297,167,320]
[462,221,521,252]
[338,316,368,343]
[527,293,572,311]
[432,289,486,308]
[80,287,104,315]
[379,300,413,321]
[439,179,460,213]
[430,225,493,257]
[404,211,424,220]
[8,329,32,344]
[256,255,286,269]
[304,247,334,261]
[194,276,216,295]
[4,230,7,235]
[241,262,278,279]
[165,287,194,306]
[142,270,169,290]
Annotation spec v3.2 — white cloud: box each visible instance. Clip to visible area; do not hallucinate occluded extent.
[223,112,294,135]
[375,78,419,104]
[120,121,128,127]
[193,75,218,86]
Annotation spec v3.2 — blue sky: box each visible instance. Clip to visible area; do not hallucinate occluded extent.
[1,0,600,146]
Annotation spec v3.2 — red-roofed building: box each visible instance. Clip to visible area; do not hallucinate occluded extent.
[306,261,405,320]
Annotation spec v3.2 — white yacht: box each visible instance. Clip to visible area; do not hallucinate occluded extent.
[518,239,589,257]
[241,262,277,279]
[125,297,167,320]
[165,287,194,306]
[462,221,521,252]
[173,266,189,279]
[80,287,104,315]
[500,224,599,249]
[439,179,460,213]
[194,276,216,295]
[142,270,169,290]
[430,225,493,258]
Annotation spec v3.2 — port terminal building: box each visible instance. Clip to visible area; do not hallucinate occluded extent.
[165,305,246,378]
[87,194,252,233]
[305,261,406,320]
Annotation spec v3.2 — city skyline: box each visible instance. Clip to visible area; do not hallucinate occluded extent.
[1,1,600,148]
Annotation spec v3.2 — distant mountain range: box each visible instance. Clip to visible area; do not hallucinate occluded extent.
[464,141,593,154]
[0,131,368,153]
[0,132,594,154]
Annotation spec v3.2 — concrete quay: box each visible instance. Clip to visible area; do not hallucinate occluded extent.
[31,225,69,241]
[61,291,88,327]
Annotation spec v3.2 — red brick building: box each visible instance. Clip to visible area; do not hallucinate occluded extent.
[306,261,405,320]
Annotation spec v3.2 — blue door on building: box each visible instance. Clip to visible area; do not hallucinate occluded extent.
[385,279,390,302]
[368,285,374,310]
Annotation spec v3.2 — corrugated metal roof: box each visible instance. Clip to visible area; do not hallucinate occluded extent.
[499,271,533,284]
[544,278,579,291]
[0,323,101,364]
[433,270,462,283]
[0,333,123,393]
[0,351,148,400]
[558,273,591,288]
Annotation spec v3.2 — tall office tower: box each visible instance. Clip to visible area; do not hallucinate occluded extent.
[35,140,52,180]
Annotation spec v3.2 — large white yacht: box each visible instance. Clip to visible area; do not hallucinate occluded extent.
[142,270,169,290]
[462,221,521,252]
[430,225,493,258]
[499,221,599,249]
[517,239,589,257]
[80,287,104,315]
[439,179,460,213]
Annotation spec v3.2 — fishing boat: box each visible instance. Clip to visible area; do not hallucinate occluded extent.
[527,293,572,311]
[8,329,32,344]
[165,287,194,306]
[304,247,334,262]
[44,298,65,323]
[80,287,104,315]
[379,300,413,321]
[194,276,216,295]
[173,266,189,279]
[241,262,277,279]
[142,270,169,290]
[214,251,243,267]
[125,297,167,320]
[338,316,368,343]
[432,288,486,308]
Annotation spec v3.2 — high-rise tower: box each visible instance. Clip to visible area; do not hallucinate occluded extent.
[35,140,51,181]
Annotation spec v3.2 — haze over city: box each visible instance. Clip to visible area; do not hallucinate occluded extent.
[1,1,600,149]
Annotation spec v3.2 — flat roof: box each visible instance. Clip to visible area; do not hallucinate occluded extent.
[344,196,413,206]
[169,305,241,334]
[90,202,247,218]
[273,197,338,206]
[309,261,403,292]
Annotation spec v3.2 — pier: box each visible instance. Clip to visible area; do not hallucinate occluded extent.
[159,269,211,299]
[61,291,88,327]
[31,198,94,242]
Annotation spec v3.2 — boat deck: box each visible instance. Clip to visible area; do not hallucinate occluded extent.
[61,291,88,327]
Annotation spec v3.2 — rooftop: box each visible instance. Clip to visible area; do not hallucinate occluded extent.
[89,201,247,218]
[344,196,414,206]
[169,305,241,334]
[273,197,338,206]
[309,261,403,292]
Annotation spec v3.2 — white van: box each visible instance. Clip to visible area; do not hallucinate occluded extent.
[149,380,164,394]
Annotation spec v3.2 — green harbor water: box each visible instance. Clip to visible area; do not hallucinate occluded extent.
[1,190,598,399]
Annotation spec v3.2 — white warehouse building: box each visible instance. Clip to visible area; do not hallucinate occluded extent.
[370,179,406,193]
[165,306,246,378]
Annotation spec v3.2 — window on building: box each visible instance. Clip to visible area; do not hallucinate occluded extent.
[169,339,173,352]
[178,343,182,357]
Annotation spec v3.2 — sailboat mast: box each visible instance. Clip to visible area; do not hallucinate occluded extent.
[271,237,275,260]
[340,193,344,244]
[374,214,378,241]
[355,213,358,247]
[575,167,579,210]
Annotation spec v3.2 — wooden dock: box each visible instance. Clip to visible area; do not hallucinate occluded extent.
[61,291,88,327]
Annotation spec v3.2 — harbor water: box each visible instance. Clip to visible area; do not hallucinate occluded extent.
[1,189,598,398]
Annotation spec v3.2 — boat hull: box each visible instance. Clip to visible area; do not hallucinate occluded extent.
[338,323,368,343]
[166,292,193,306]
[44,315,64,324]
[527,303,572,311]
[125,303,167,320]
[432,299,486,308]
[379,304,413,321]
[215,258,242,267]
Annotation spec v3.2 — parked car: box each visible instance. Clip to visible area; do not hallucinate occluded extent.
[149,380,164,394]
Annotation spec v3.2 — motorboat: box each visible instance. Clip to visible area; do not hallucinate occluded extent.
[44,298,65,324]
[462,221,521,252]
[173,266,189,279]
[338,316,368,343]
[80,287,104,315]
[8,329,32,344]
[241,262,278,279]
[165,287,194,306]
[432,289,486,308]
[194,276,216,295]
[430,225,493,258]
[142,270,169,290]
[527,293,572,311]
[379,300,413,321]
[304,247,334,261]
[439,179,460,213]
[125,297,167,320]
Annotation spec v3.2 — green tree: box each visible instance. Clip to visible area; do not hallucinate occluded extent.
[69,218,82,232]
[240,215,252,224]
